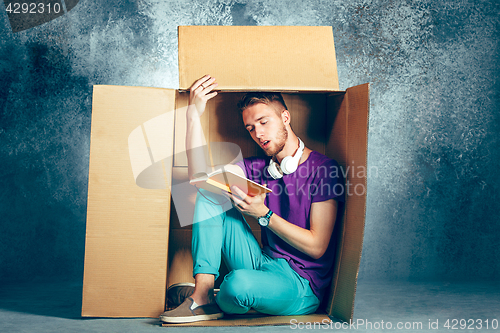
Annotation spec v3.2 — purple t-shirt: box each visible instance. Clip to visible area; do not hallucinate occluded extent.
[236,151,345,301]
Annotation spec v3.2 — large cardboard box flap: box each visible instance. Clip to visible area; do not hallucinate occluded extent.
[82,86,175,317]
[179,26,339,92]
[326,83,370,321]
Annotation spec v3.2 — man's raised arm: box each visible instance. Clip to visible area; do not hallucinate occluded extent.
[185,75,218,180]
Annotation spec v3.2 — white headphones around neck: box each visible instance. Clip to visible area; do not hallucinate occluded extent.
[267,138,305,179]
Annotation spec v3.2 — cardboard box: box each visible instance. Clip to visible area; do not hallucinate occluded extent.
[82,26,369,325]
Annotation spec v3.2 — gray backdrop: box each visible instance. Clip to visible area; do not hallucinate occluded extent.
[0,0,498,283]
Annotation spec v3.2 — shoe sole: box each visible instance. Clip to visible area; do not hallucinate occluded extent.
[167,282,195,290]
[167,282,220,293]
[160,312,224,323]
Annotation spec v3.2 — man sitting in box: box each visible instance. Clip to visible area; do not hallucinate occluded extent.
[160,75,344,323]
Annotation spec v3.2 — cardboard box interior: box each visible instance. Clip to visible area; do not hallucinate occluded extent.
[82,26,369,326]
[164,88,369,327]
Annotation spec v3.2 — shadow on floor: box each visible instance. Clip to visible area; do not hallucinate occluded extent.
[0,281,83,319]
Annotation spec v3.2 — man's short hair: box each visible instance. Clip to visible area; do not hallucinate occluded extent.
[237,92,288,115]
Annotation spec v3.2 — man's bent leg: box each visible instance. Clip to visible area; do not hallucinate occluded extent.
[191,189,261,278]
[161,190,232,323]
[190,189,231,306]
[216,257,320,316]
[191,189,232,279]
[191,189,263,305]
[220,204,264,272]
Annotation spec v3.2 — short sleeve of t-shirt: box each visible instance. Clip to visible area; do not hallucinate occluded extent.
[309,157,345,204]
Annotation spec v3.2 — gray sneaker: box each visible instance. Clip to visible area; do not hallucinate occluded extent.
[159,297,224,323]
[166,282,220,309]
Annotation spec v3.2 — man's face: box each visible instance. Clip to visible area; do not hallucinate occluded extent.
[242,103,288,157]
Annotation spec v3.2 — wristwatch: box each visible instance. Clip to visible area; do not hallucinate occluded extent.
[258,209,273,227]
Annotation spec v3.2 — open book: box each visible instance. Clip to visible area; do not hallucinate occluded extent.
[189,167,272,197]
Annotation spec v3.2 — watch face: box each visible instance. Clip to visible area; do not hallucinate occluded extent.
[258,217,269,227]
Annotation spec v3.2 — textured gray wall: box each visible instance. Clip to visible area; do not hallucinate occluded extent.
[0,0,498,283]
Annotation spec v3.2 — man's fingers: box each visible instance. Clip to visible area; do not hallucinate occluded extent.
[193,80,218,99]
[206,91,218,99]
[194,76,216,91]
[223,192,244,209]
[225,186,247,202]
[204,77,216,88]
[230,186,249,202]
[191,75,211,90]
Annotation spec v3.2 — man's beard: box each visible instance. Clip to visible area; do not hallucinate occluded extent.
[265,124,288,157]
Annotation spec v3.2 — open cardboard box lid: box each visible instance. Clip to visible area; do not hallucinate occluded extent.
[178,26,340,91]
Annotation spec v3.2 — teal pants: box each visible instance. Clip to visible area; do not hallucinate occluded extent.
[191,189,320,315]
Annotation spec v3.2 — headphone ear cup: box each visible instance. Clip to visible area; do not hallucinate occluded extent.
[280,155,298,174]
[281,138,305,175]
[268,159,283,179]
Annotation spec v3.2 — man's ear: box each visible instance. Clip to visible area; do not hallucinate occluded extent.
[281,109,291,125]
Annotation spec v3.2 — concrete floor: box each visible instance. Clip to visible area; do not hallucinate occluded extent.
[0,280,498,333]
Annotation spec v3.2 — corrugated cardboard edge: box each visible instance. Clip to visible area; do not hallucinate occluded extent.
[162,313,331,327]
[326,83,370,322]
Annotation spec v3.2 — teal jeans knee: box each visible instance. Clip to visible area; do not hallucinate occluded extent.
[216,258,320,316]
